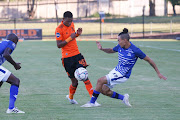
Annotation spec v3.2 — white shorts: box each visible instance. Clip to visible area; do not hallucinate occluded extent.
[105,68,128,89]
[0,66,11,82]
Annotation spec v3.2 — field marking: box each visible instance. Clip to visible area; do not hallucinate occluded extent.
[78,39,179,42]
[42,39,179,42]
[138,45,180,52]
[96,66,112,71]
[34,39,180,52]
[103,41,180,52]
[130,39,179,42]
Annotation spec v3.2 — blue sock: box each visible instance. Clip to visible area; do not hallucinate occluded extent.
[9,85,19,109]
[111,91,124,100]
[90,90,100,104]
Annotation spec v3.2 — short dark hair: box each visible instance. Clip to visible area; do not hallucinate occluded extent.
[118,28,130,41]
[63,11,73,18]
[6,33,18,42]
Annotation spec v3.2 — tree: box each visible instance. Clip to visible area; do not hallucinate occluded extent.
[27,0,36,19]
[149,0,156,16]
[168,0,180,16]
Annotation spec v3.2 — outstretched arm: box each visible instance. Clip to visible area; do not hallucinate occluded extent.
[96,41,115,53]
[3,47,21,70]
[143,56,167,80]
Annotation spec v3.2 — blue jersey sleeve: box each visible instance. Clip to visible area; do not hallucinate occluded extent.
[135,48,146,59]
[113,44,120,52]
[7,41,16,51]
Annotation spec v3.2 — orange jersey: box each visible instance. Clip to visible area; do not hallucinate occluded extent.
[55,21,80,58]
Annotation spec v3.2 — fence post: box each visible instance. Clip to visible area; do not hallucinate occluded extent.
[150,22,152,34]
[14,18,16,29]
[170,20,172,33]
[142,6,145,38]
[111,26,113,38]
[131,23,133,35]
[54,0,59,26]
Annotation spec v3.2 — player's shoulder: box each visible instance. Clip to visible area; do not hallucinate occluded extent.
[0,40,15,50]
[56,24,63,29]
[130,42,144,55]
[56,23,64,31]
[59,24,64,29]
[130,42,138,49]
[71,22,74,26]
[0,40,9,45]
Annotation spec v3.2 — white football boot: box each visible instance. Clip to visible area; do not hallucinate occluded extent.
[94,101,101,106]
[6,107,25,113]
[123,94,132,107]
[81,101,101,107]
[66,95,78,104]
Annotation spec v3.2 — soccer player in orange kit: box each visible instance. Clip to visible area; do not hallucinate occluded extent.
[55,11,99,106]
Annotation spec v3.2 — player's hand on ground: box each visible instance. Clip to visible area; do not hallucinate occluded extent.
[14,63,21,70]
[77,28,82,35]
[158,73,167,80]
[96,41,102,50]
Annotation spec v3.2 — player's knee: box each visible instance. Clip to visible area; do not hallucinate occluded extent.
[103,91,112,96]
[101,88,107,95]
[12,78,20,87]
[97,78,106,86]
[106,91,112,96]
[101,89,109,96]
[101,85,112,96]
[72,82,78,87]
[97,78,103,84]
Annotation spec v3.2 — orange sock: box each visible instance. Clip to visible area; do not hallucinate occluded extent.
[84,80,94,97]
[69,84,77,99]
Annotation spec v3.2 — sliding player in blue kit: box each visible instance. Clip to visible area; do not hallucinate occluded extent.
[81,28,167,107]
[0,33,25,113]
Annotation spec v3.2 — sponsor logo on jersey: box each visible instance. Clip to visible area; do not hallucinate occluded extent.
[56,33,60,38]
[127,53,131,56]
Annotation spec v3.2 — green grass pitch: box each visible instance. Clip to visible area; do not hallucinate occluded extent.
[0,40,179,120]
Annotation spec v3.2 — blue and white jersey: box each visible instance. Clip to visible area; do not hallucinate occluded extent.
[113,42,146,78]
[0,40,16,65]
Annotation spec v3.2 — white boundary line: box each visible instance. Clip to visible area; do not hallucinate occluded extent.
[103,41,180,52]
[138,45,180,52]
[42,38,179,42]
[25,39,180,52]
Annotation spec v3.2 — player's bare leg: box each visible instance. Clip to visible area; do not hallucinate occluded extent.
[81,76,131,107]
[0,81,3,88]
[95,76,108,93]
[101,84,113,97]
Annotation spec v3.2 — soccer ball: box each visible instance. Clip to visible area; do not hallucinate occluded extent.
[74,67,88,81]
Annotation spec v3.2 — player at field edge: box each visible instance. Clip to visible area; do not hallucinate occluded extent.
[55,11,99,105]
[0,33,25,113]
[81,28,167,107]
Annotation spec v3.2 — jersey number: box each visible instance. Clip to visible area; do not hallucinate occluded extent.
[79,59,87,67]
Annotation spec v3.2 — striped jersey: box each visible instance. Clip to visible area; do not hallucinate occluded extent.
[113,42,146,78]
[0,40,16,65]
